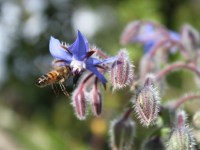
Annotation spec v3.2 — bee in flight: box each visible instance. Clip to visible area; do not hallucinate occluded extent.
[36,60,72,96]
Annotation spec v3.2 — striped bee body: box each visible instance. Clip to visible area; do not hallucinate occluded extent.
[36,66,72,96]
[36,66,71,88]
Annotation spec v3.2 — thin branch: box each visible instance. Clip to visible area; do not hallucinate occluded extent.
[149,39,189,59]
[142,39,190,77]
[122,108,134,121]
[90,48,109,59]
[172,93,200,109]
[155,62,200,81]
[79,73,94,90]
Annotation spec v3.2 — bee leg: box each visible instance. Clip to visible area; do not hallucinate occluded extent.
[51,84,60,96]
[59,83,69,97]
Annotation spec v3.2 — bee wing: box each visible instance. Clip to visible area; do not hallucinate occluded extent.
[51,59,69,69]
[34,55,53,74]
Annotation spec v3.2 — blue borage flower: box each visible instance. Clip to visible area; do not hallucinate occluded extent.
[132,24,180,53]
[121,21,181,53]
[49,30,115,84]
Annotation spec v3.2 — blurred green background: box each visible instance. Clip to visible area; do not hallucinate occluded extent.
[0,0,200,149]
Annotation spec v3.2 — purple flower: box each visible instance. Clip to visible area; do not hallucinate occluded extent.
[121,21,181,53]
[49,30,115,84]
[136,24,181,53]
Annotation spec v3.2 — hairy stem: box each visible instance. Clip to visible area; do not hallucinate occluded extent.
[122,108,134,120]
[173,93,200,109]
[79,73,94,90]
[142,39,190,77]
[149,38,189,59]
[155,62,200,81]
[93,49,109,59]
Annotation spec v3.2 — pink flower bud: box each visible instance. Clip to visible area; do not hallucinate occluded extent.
[167,127,195,150]
[90,88,102,116]
[110,49,134,90]
[181,24,200,51]
[120,21,141,45]
[109,117,135,150]
[71,88,87,120]
[134,76,160,127]
[167,110,196,150]
[175,110,187,128]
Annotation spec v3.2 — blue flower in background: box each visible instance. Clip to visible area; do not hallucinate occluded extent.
[131,24,181,53]
[143,41,155,53]
[49,30,115,84]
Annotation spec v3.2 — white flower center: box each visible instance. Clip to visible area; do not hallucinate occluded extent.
[70,60,86,72]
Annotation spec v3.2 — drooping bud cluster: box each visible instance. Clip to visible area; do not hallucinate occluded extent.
[109,117,135,150]
[167,110,196,150]
[110,49,134,90]
[134,74,160,127]
[71,72,105,120]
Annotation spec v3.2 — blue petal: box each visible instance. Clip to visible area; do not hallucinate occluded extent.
[169,31,180,42]
[101,56,117,64]
[86,57,102,65]
[49,36,72,62]
[68,30,89,61]
[143,24,155,31]
[86,65,107,84]
[136,25,156,42]
[144,41,155,53]
[86,56,117,66]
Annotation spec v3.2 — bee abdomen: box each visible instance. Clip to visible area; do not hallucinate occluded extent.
[36,74,51,87]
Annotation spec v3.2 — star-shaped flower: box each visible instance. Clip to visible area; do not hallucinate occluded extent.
[49,30,115,84]
[121,21,181,53]
[133,24,180,53]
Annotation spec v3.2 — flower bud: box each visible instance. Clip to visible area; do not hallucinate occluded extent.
[90,88,102,116]
[134,76,160,127]
[142,136,165,150]
[167,126,195,150]
[109,117,135,150]
[110,49,134,90]
[120,21,141,45]
[175,110,187,127]
[71,88,87,120]
[167,110,196,150]
[181,24,200,51]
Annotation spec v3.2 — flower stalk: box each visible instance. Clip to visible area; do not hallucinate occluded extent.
[172,93,200,110]
[155,62,200,81]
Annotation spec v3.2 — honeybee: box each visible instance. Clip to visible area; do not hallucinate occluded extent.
[36,60,72,96]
